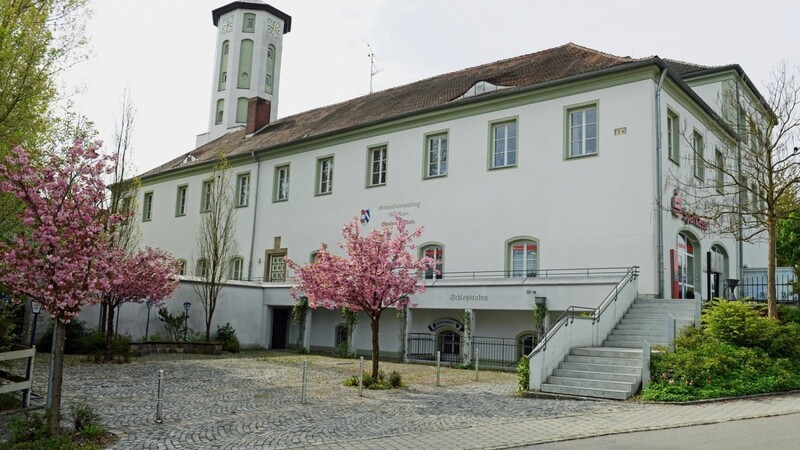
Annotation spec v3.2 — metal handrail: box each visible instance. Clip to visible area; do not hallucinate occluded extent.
[527,265,639,358]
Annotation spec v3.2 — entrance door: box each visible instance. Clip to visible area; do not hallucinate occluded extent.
[677,233,695,299]
[271,308,289,349]
[437,330,461,362]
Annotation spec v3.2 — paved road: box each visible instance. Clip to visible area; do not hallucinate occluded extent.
[3,351,800,449]
[525,413,800,449]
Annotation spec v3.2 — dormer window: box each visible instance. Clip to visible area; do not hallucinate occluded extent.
[181,154,198,165]
[456,81,510,100]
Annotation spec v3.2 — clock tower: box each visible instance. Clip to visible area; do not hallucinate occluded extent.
[198,1,291,146]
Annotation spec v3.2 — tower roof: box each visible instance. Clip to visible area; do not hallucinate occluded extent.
[211,1,291,33]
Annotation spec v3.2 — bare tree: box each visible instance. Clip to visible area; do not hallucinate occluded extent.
[193,155,238,341]
[100,91,140,336]
[672,63,800,318]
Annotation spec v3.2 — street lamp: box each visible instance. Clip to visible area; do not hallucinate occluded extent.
[183,302,191,341]
[145,300,154,341]
[30,301,42,347]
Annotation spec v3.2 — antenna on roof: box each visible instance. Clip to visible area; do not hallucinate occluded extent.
[367,43,383,94]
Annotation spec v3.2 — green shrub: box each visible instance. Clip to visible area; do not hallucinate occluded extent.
[8,410,49,443]
[388,370,403,388]
[38,320,93,354]
[766,322,800,360]
[157,307,187,341]
[79,423,106,439]
[6,435,76,449]
[70,402,101,433]
[334,341,350,358]
[778,304,800,326]
[702,299,776,349]
[213,323,240,353]
[516,357,530,392]
[0,392,19,410]
[343,370,402,389]
[673,326,704,350]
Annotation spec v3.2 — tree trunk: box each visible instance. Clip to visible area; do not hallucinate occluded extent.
[98,302,107,333]
[768,218,778,318]
[104,302,116,361]
[370,313,380,379]
[48,320,66,435]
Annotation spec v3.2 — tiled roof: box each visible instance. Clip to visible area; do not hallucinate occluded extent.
[142,43,653,179]
[663,58,722,77]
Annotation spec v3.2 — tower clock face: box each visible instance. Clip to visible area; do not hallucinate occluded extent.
[221,16,233,33]
[267,18,281,37]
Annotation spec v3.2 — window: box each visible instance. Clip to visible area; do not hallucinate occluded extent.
[215,99,224,125]
[267,252,286,282]
[421,245,443,279]
[715,149,724,193]
[242,13,255,32]
[692,131,704,180]
[518,334,536,357]
[741,177,749,207]
[751,182,759,212]
[568,105,597,157]
[508,239,538,277]
[229,257,243,280]
[238,39,253,89]
[490,120,517,168]
[368,146,387,186]
[335,324,348,347]
[142,192,153,222]
[218,41,229,91]
[196,259,208,278]
[236,173,250,207]
[265,44,276,94]
[236,97,248,123]
[177,259,187,276]
[667,110,680,163]
[317,157,333,195]
[309,251,319,263]
[201,180,213,212]
[426,132,448,178]
[274,165,290,201]
[175,185,187,216]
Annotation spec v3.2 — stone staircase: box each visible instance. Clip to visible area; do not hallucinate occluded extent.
[540,298,697,400]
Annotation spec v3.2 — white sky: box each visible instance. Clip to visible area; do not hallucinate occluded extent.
[64,0,800,174]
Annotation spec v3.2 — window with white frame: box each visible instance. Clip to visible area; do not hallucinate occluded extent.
[693,131,704,180]
[196,259,208,278]
[201,179,213,212]
[175,185,187,216]
[568,105,597,157]
[229,257,243,280]
[177,259,186,276]
[274,165,290,201]
[491,120,517,168]
[508,240,538,277]
[715,149,724,193]
[426,133,448,177]
[368,146,387,186]
[421,245,444,279]
[236,173,250,207]
[667,110,680,163]
[317,157,334,195]
[142,192,153,221]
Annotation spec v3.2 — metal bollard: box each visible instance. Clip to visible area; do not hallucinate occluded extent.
[474,347,480,382]
[301,359,308,404]
[155,370,164,423]
[436,351,441,387]
[358,356,364,397]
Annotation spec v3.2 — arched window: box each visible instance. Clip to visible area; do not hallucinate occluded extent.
[710,244,729,299]
[437,330,460,362]
[265,44,276,94]
[238,39,254,89]
[420,244,443,279]
[196,259,208,278]
[215,99,224,125]
[218,40,229,91]
[229,257,244,280]
[309,251,319,263]
[236,97,248,123]
[518,333,536,358]
[242,13,255,32]
[507,239,538,277]
[177,259,187,276]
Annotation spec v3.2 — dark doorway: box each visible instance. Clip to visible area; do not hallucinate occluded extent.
[271,308,289,349]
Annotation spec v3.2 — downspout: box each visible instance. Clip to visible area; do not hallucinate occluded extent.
[247,150,261,281]
[735,79,744,280]
[655,68,668,298]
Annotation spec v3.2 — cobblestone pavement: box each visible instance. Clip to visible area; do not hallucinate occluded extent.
[4,351,800,449]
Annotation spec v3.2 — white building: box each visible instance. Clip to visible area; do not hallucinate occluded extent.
[86,1,770,371]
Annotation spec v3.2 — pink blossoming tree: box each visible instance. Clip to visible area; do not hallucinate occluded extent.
[286,213,434,378]
[100,246,180,361]
[0,141,117,433]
